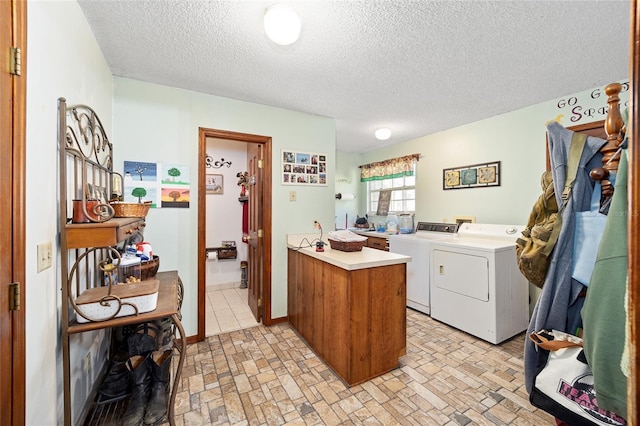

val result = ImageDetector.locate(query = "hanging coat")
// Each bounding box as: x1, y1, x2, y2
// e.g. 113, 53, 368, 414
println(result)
581, 148, 628, 416
524, 122, 606, 393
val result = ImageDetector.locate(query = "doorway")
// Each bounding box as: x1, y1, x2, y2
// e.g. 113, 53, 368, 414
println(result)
197, 128, 272, 341
202, 137, 258, 336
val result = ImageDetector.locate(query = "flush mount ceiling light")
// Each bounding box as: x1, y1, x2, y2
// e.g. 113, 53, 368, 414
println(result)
374, 128, 392, 141
264, 4, 301, 46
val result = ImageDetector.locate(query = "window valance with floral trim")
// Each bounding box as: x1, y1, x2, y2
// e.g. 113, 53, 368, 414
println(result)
359, 154, 420, 182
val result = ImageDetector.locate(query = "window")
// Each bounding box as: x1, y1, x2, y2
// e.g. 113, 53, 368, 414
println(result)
360, 153, 419, 215
368, 169, 416, 215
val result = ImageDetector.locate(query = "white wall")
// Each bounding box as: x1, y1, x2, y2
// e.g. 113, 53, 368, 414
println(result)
334, 151, 362, 229
26, 1, 114, 425
112, 78, 337, 334
205, 138, 248, 287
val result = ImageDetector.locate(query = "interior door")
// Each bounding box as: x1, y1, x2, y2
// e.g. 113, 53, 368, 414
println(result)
246, 142, 263, 321
0, 0, 26, 423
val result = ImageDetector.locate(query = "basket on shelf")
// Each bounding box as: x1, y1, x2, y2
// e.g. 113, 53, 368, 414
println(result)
140, 255, 160, 281
328, 238, 366, 252
110, 202, 152, 218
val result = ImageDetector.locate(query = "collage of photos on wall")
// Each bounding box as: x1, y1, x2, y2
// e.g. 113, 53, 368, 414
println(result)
281, 150, 327, 186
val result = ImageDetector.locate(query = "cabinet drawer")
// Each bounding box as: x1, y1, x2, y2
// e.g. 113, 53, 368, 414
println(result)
66, 218, 145, 249
367, 236, 389, 251
116, 220, 146, 243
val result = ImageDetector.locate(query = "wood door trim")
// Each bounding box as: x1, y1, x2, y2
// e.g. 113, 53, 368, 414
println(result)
4, 0, 27, 423
197, 127, 273, 341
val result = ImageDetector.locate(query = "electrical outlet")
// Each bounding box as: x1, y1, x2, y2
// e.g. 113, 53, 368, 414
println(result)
85, 352, 91, 376
289, 191, 297, 202
37, 241, 52, 272
313, 220, 321, 229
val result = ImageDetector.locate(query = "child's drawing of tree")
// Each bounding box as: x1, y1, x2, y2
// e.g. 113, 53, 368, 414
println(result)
168, 190, 181, 202
131, 187, 147, 203
167, 167, 181, 182
130, 165, 147, 181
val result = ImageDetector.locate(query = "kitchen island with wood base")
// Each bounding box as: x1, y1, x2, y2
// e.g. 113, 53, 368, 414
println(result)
287, 234, 410, 386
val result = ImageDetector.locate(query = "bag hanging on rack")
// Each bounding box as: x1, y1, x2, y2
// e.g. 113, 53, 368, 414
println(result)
529, 331, 627, 426
516, 131, 586, 288
572, 178, 613, 286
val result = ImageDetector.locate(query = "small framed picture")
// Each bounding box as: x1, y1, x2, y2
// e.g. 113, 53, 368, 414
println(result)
478, 166, 497, 184
206, 174, 223, 194
86, 183, 109, 203
460, 169, 478, 185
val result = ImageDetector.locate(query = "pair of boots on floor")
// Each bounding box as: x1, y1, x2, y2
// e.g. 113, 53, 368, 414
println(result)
123, 349, 172, 426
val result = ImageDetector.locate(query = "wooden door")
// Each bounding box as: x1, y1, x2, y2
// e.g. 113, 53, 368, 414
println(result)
246, 142, 263, 322
0, 0, 26, 424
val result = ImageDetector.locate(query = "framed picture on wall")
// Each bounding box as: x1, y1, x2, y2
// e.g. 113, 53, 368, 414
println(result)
206, 174, 223, 194
281, 149, 328, 186
443, 161, 500, 190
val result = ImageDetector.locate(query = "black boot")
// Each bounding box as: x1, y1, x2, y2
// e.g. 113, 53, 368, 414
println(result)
97, 357, 130, 402
154, 317, 174, 352
123, 354, 151, 426
127, 322, 160, 357
144, 350, 173, 425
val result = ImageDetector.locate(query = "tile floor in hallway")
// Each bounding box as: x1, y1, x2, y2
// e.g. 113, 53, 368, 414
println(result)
172, 307, 556, 426
206, 284, 260, 337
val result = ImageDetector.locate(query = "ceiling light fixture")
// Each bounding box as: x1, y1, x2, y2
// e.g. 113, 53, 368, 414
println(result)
264, 4, 301, 46
375, 128, 391, 141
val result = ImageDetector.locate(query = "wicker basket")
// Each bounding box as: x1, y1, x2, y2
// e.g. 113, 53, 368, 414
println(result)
110, 202, 151, 218
328, 238, 366, 252
140, 255, 160, 281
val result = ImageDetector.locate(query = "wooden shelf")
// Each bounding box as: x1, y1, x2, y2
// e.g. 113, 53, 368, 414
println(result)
206, 246, 237, 259
65, 218, 145, 249
67, 271, 180, 334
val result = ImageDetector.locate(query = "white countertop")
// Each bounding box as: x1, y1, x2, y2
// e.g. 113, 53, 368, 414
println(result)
287, 234, 410, 271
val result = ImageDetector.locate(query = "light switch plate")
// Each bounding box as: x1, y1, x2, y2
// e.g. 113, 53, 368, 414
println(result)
37, 241, 52, 272
289, 191, 297, 202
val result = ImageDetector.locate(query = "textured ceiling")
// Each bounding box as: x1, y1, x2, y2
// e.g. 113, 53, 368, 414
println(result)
78, 0, 631, 154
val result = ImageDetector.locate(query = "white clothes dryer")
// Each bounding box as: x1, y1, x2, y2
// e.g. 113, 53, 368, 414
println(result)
429, 223, 529, 344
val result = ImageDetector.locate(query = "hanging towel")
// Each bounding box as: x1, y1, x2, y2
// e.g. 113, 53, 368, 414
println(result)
242, 201, 249, 243
581, 148, 628, 417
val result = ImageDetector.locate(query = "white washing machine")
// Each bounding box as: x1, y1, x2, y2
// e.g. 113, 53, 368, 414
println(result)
429, 223, 529, 344
388, 222, 458, 315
